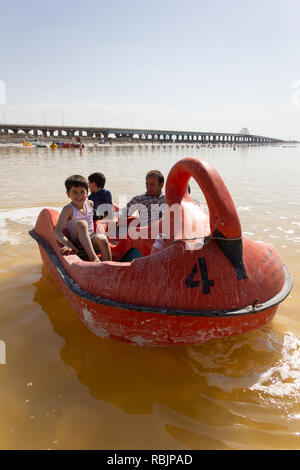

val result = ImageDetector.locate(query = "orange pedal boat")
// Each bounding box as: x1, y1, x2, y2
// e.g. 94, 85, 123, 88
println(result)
29, 157, 292, 346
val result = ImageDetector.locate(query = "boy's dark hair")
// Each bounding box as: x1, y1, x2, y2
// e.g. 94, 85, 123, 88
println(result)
88, 172, 106, 189
146, 170, 164, 185
65, 175, 88, 192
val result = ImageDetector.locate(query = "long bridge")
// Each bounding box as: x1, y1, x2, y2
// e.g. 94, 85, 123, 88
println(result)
0, 123, 283, 144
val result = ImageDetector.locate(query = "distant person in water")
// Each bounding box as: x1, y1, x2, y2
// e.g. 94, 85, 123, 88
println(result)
54, 175, 112, 262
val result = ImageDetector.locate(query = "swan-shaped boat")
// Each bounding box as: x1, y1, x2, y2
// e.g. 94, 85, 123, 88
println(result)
29, 157, 292, 346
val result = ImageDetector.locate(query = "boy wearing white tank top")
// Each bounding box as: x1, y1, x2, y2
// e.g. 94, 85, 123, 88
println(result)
54, 175, 112, 262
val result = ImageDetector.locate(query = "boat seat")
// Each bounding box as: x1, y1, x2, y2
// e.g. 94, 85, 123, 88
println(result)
119, 247, 143, 262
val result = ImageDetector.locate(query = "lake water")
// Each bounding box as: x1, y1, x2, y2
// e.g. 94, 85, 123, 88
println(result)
0, 142, 299, 450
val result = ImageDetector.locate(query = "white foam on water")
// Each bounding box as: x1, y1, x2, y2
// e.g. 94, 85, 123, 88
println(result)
199, 332, 300, 401
0, 206, 61, 245
249, 332, 300, 397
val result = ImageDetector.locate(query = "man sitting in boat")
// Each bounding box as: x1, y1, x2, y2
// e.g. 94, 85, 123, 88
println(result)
54, 175, 112, 262
116, 170, 166, 227
88, 172, 112, 220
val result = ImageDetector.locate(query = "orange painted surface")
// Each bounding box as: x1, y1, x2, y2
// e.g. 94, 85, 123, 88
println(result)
31, 158, 292, 345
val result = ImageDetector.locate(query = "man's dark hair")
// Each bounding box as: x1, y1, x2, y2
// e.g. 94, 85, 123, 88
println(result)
88, 172, 106, 189
146, 170, 164, 185
65, 175, 88, 192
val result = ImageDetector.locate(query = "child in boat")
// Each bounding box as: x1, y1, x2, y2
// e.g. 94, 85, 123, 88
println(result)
88, 172, 112, 219
54, 175, 112, 262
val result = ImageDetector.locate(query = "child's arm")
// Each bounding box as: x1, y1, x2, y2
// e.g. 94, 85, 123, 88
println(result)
54, 206, 78, 253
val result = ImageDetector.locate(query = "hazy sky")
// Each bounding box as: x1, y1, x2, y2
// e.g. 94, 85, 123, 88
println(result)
1, 0, 300, 139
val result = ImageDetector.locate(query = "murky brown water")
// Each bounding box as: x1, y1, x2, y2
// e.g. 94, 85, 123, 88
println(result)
0, 143, 299, 449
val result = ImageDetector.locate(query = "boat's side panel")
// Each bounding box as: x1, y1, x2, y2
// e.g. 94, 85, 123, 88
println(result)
33, 208, 287, 316
39, 246, 278, 346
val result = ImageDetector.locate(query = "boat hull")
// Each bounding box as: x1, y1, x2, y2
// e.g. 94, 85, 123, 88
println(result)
36, 236, 288, 346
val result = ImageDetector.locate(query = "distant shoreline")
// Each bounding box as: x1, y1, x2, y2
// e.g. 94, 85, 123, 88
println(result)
0, 134, 287, 148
